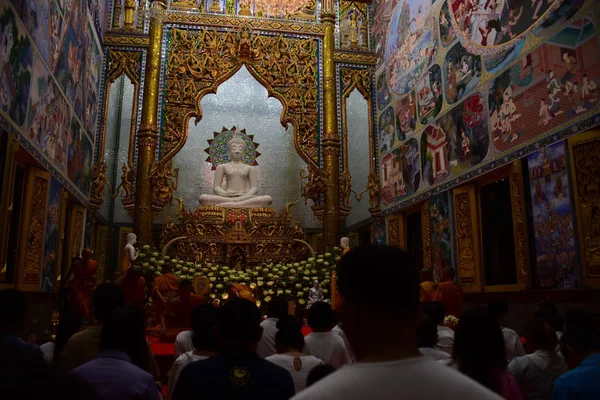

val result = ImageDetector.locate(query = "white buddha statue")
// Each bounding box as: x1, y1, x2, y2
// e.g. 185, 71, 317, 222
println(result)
199, 135, 273, 208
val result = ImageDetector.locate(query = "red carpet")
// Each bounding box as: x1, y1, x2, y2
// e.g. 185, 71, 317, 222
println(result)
148, 337, 175, 357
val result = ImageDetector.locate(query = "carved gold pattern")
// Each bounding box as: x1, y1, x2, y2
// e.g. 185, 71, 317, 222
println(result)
509, 161, 529, 287
300, 163, 332, 208
334, 51, 376, 64
89, 162, 112, 211
160, 206, 308, 266
70, 207, 85, 262
149, 160, 183, 214
172, 0, 201, 11
453, 187, 481, 292
570, 134, 600, 287
94, 226, 109, 284
367, 171, 380, 211
21, 175, 49, 285
421, 200, 432, 269
163, 27, 320, 166
340, 170, 352, 217
387, 214, 402, 247
104, 34, 150, 47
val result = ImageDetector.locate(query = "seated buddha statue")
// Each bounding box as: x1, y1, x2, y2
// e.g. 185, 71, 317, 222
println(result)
199, 134, 272, 208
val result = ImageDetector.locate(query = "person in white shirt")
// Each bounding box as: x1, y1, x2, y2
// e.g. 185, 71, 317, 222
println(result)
488, 299, 526, 362
256, 296, 288, 358
40, 311, 83, 364
266, 316, 323, 393
331, 323, 356, 363
167, 304, 219, 400
292, 245, 501, 400
173, 330, 194, 358
418, 313, 451, 361
304, 302, 352, 369
508, 318, 567, 400
425, 302, 454, 355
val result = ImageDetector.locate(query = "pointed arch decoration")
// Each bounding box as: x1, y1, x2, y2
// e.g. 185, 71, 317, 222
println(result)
162, 26, 321, 167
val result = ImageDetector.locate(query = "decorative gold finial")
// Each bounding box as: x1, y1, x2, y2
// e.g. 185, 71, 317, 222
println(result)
209, 0, 222, 12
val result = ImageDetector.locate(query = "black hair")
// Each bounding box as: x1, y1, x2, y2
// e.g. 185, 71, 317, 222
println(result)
267, 296, 288, 319
99, 306, 148, 371
191, 304, 218, 351
453, 307, 507, 395
337, 245, 418, 317
417, 314, 438, 348
306, 364, 336, 387
275, 316, 305, 351
424, 302, 446, 325
0, 289, 28, 331
487, 299, 508, 320
526, 318, 558, 351
217, 298, 261, 349
307, 302, 334, 332
93, 284, 125, 324
534, 301, 564, 333
53, 311, 83, 364
562, 309, 600, 354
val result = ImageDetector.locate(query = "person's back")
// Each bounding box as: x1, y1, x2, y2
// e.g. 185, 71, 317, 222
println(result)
292, 246, 500, 400
433, 267, 463, 317
488, 300, 526, 362
173, 298, 295, 400
71, 307, 158, 400
419, 269, 436, 303
553, 309, 600, 400
424, 302, 454, 355
304, 302, 351, 369
508, 318, 567, 400
257, 297, 288, 358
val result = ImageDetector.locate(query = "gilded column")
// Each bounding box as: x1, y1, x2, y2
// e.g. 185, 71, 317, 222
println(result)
321, 7, 341, 249
134, 0, 166, 243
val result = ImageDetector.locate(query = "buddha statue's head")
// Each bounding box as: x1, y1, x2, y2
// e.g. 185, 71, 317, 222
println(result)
126, 232, 137, 245
228, 134, 246, 162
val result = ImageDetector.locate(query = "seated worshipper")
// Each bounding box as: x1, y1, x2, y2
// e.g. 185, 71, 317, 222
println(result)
172, 298, 295, 400
304, 302, 352, 369
431, 267, 463, 318
291, 246, 501, 400
257, 296, 289, 358
0, 289, 55, 400
419, 269, 436, 303
553, 309, 600, 400
150, 262, 181, 340
305, 364, 336, 388
418, 313, 451, 361
167, 304, 219, 400
266, 316, 324, 393
71, 307, 161, 400
40, 311, 83, 364
65, 249, 98, 322
117, 264, 147, 308
425, 302, 454, 356
59, 283, 159, 379
508, 318, 567, 400
444, 307, 522, 400
488, 299, 526, 362
176, 280, 204, 329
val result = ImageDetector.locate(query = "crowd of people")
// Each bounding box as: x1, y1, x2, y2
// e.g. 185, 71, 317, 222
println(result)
1, 245, 599, 399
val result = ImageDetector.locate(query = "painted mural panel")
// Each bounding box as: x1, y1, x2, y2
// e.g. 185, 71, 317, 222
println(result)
0, 5, 33, 127
41, 176, 62, 292
10, 0, 51, 66
68, 115, 93, 196
430, 191, 454, 282
489, 17, 600, 152
375, 0, 600, 213
25, 55, 70, 171
54, 21, 85, 124
377, 73, 392, 110
88, 0, 108, 40
378, 106, 396, 154
385, 0, 438, 95
50, 0, 67, 73
527, 141, 578, 288
85, 22, 102, 138
381, 137, 420, 206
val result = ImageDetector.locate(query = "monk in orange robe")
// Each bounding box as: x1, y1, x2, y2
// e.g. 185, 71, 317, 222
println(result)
118, 264, 147, 308
66, 249, 97, 322
178, 280, 205, 329
432, 267, 463, 317
151, 263, 181, 340
419, 269, 436, 303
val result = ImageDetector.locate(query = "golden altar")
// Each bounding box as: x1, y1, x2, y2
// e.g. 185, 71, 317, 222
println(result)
160, 205, 308, 268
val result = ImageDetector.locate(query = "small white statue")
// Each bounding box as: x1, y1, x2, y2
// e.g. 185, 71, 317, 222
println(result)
199, 135, 272, 208
120, 232, 140, 274
340, 236, 351, 257
308, 280, 324, 308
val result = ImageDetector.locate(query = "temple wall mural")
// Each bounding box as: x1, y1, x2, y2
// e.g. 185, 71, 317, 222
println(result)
375, 0, 600, 215
0, 0, 105, 205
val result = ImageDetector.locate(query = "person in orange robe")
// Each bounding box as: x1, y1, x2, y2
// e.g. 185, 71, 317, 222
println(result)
178, 280, 205, 329
118, 264, 147, 308
151, 263, 181, 340
432, 267, 463, 318
66, 249, 98, 322
419, 269, 436, 303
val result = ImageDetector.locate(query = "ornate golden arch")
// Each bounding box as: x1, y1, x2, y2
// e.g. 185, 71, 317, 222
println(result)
162, 26, 321, 167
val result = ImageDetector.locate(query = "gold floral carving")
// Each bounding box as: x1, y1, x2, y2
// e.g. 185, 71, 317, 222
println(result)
107, 50, 142, 83
104, 34, 150, 47
387, 215, 401, 247
509, 161, 529, 286
163, 27, 320, 166
89, 162, 112, 211
334, 51, 376, 65
341, 67, 371, 96
70, 208, 85, 262
454, 191, 477, 288
572, 138, 600, 285
300, 163, 332, 207
367, 171, 380, 210
21, 176, 49, 284
160, 206, 308, 266
94, 226, 109, 284
149, 160, 184, 214
421, 200, 432, 269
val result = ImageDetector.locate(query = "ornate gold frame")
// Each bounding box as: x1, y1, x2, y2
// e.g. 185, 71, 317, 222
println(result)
568, 129, 600, 288
453, 185, 483, 293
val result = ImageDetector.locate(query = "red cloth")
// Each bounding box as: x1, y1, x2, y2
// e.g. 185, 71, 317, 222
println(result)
120, 270, 146, 307
432, 281, 463, 317
301, 326, 313, 336
69, 259, 98, 321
